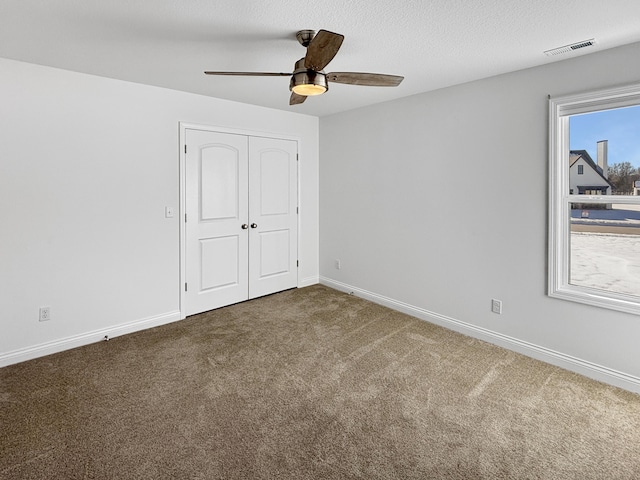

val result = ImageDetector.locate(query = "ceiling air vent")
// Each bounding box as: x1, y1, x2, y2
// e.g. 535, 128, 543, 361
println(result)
544, 38, 597, 57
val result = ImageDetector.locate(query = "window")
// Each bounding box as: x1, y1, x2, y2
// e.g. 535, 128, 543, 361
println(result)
549, 83, 640, 315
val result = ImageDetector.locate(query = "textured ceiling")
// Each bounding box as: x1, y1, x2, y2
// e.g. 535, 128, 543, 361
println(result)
2, 0, 640, 117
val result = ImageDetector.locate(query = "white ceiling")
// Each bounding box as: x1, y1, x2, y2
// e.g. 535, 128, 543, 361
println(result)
2, 1, 640, 117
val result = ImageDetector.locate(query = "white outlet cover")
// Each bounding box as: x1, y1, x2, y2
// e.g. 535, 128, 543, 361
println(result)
491, 299, 502, 314
39, 306, 51, 321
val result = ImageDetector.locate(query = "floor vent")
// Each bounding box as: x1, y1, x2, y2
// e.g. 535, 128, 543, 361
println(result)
544, 38, 597, 57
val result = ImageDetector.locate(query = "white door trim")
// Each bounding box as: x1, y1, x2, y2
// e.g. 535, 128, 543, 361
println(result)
178, 122, 301, 319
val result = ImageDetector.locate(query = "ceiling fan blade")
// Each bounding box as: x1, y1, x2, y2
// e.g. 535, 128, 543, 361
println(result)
289, 92, 307, 105
204, 71, 291, 76
327, 72, 404, 87
304, 30, 344, 71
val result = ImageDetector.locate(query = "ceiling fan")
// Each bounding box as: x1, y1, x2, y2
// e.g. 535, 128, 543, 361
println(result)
204, 29, 404, 105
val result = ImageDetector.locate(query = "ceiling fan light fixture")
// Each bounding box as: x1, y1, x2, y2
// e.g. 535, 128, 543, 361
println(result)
290, 70, 327, 96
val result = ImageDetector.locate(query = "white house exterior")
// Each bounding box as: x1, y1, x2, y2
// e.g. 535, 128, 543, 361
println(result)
569, 140, 614, 196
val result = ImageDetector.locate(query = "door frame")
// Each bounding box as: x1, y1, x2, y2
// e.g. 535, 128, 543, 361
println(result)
178, 122, 301, 319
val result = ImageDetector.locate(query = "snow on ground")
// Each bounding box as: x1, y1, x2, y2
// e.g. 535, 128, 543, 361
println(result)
570, 232, 640, 296
571, 204, 640, 226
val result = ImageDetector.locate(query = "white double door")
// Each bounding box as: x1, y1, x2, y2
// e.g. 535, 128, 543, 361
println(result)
185, 129, 298, 316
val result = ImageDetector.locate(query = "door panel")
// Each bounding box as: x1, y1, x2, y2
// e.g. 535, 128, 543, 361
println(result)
248, 137, 298, 298
259, 229, 291, 277
185, 130, 249, 315
259, 153, 291, 215
200, 147, 239, 220
200, 236, 239, 290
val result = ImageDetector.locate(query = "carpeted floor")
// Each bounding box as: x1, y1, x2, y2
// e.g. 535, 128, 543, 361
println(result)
2, 285, 640, 479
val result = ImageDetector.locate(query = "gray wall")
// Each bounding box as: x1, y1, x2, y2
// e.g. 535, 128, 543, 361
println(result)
319, 42, 640, 391
0, 58, 319, 364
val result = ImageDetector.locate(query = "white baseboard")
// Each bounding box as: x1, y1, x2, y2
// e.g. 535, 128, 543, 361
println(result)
0, 310, 182, 368
320, 277, 640, 394
299, 275, 320, 288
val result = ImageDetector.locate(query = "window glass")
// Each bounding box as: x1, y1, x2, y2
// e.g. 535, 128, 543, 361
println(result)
569, 203, 640, 297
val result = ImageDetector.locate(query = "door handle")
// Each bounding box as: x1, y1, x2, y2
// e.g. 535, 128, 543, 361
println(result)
241, 224, 248, 229
250, 223, 258, 229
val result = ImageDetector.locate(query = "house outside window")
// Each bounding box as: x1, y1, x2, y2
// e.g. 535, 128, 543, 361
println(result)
549, 83, 640, 315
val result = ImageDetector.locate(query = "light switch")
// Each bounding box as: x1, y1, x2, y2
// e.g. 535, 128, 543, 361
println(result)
165, 207, 174, 218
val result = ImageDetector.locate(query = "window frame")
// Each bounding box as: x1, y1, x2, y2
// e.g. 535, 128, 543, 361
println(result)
549, 83, 640, 316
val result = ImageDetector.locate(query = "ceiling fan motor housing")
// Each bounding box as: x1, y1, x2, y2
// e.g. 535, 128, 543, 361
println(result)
290, 58, 328, 96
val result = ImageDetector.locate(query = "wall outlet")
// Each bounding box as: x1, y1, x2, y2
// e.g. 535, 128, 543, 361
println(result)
39, 306, 51, 322
491, 299, 503, 314
335, 259, 341, 270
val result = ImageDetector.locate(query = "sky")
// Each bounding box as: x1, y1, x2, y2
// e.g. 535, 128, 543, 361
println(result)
570, 105, 640, 169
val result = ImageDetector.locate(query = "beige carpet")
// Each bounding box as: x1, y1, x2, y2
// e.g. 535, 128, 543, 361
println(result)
2, 285, 640, 479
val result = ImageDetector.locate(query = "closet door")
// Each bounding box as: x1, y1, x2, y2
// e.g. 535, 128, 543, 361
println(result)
184, 129, 298, 315
248, 137, 298, 299
185, 130, 249, 315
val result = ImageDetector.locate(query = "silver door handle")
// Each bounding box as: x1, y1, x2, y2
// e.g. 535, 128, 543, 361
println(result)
250, 223, 258, 228
241, 224, 248, 229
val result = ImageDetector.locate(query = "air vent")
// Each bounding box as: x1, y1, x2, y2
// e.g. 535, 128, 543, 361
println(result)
544, 38, 597, 57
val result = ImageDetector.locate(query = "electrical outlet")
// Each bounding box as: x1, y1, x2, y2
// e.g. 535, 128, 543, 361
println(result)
335, 259, 341, 270
39, 306, 51, 322
491, 299, 503, 315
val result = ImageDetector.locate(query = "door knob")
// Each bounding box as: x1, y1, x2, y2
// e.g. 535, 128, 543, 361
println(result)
241, 224, 248, 229
250, 223, 258, 228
